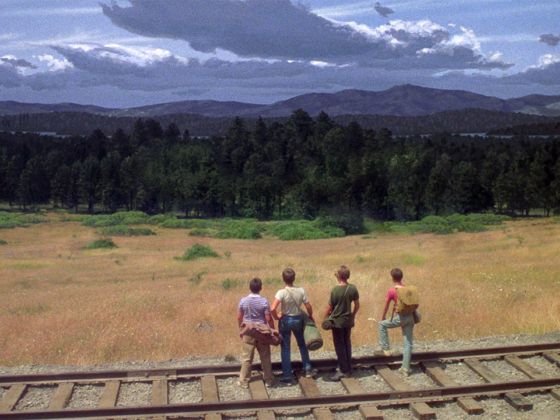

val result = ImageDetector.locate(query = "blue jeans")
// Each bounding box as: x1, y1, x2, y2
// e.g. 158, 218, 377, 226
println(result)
378, 313, 414, 370
279, 315, 312, 379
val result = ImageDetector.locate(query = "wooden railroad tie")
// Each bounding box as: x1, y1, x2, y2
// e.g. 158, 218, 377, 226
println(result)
0, 383, 26, 412
99, 380, 120, 409
464, 359, 532, 410
375, 365, 436, 419
422, 361, 484, 415
298, 376, 334, 420
49, 382, 74, 410
340, 377, 383, 420
504, 355, 560, 401
201, 375, 222, 420
248, 375, 275, 420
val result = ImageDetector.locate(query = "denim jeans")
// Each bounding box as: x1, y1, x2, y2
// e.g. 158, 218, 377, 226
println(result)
378, 313, 414, 370
279, 315, 312, 379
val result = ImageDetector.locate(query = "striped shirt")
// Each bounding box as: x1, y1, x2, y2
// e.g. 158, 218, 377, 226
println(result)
238, 294, 270, 324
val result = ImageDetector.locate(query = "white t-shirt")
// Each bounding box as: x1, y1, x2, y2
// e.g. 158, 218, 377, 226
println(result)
275, 286, 308, 316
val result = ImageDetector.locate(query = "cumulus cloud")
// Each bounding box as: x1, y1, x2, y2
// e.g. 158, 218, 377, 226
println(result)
507, 54, 560, 85
1, 55, 37, 69
37, 55, 73, 72
539, 33, 560, 47
374, 2, 394, 18
100, 0, 508, 70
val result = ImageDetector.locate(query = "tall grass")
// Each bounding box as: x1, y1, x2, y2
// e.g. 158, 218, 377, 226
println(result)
99, 225, 156, 237
85, 239, 117, 249
0, 215, 559, 365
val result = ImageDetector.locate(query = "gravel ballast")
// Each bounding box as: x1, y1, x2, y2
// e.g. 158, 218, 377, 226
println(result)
0, 331, 559, 418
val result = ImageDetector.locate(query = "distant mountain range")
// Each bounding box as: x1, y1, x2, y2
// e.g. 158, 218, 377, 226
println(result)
2, 84, 560, 118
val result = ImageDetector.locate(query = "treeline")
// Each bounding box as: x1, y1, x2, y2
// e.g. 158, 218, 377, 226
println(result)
1, 110, 560, 220
1, 108, 555, 138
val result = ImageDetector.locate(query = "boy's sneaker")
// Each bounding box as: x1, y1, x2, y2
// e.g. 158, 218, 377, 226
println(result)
237, 380, 249, 389
279, 377, 296, 385
398, 367, 411, 376
325, 371, 349, 382
303, 368, 317, 378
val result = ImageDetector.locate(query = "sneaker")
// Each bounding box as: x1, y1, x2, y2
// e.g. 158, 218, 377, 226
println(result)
237, 380, 249, 389
383, 349, 393, 357
325, 371, 349, 382
279, 377, 296, 385
303, 368, 317, 378
265, 380, 277, 388
398, 367, 411, 376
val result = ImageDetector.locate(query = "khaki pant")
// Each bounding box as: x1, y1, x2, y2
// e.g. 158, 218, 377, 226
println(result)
239, 334, 273, 385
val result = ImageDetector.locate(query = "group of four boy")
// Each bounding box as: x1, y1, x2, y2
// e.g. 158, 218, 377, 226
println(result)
236, 266, 414, 387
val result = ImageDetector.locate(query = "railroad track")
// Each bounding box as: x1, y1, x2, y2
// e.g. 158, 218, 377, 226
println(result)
1, 342, 559, 419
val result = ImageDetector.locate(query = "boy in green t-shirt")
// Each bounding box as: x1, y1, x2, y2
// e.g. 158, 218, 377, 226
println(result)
323, 265, 360, 381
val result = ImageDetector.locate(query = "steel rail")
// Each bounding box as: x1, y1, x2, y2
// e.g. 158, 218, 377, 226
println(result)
2, 376, 559, 419
1, 342, 558, 385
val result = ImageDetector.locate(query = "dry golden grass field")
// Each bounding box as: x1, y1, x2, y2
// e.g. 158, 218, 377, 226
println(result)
1, 215, 559, 366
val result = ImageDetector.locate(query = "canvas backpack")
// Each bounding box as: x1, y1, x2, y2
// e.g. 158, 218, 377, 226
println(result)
396, 285, 419, 315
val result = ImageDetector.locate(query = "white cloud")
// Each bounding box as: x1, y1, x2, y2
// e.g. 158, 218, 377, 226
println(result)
37, 54, 73, 72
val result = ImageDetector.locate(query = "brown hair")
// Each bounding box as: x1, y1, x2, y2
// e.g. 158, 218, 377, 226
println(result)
282, 268, 296, 285
249, 278, 262, 293
390, 268, 403, 281
337, 265, 350, 281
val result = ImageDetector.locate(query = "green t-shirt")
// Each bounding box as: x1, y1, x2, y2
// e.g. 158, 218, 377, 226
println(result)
328, 283, 359, 328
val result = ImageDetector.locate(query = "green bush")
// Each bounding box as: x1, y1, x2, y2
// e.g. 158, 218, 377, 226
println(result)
189, 228, 216, 237
82, 211, 150, 227
221, 278, 242, 290
86, 238, 117, 249
216, 221, 262, 239
0, 211, 45, 229
0, 239, 7, 245
265, 220, 344, 240
99, 225, 156, 236
176, 244, 220, 261
317, 210, 365, 235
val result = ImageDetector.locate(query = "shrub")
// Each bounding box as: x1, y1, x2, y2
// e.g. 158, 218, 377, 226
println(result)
189, 228, 216, 237
99, 225, 156, 236
0, 211, 45, 229
221, 278, 242, 290
317, 210, 365, 235
0, 239, 7, 245
82, 211, 150, 227
266, 220, 344, 240
176, 244, 220, 261
216, 221, 262, 239
86, 239, 117, 249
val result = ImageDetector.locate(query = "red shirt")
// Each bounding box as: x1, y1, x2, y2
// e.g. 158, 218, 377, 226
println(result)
386, 284, 404, 314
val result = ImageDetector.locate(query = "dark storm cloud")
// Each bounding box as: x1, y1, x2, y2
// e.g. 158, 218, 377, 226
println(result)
539, 33, 560, 47
1, 56, 37, 69
374, 2, 394, 18
100, 0, 507, 70
101, 0, 380, 61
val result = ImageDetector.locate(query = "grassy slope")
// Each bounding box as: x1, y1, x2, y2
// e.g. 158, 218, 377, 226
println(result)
0, 215, 559, 365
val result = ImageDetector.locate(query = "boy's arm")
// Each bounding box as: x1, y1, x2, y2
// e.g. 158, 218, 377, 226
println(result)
265, 311, 275, 329
352, 299, 360, 317
270, 298, 281, 320
304, 302, 314, 321
323, 303, 333, 320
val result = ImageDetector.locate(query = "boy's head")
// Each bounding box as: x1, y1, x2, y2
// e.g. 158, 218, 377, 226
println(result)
249, 277, 262, 293
390, 268, 403, 282
282, 268, 296, 285
336, 265, 350, 281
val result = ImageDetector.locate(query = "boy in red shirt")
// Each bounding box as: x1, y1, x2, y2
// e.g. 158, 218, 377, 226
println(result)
378, 268, 414, 375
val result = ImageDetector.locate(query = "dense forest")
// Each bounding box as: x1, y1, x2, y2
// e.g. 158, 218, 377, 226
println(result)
1, 108, 555, 137
1, 110, 560, 220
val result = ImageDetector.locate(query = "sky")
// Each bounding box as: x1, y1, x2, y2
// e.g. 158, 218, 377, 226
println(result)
0, 0, 559, 107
